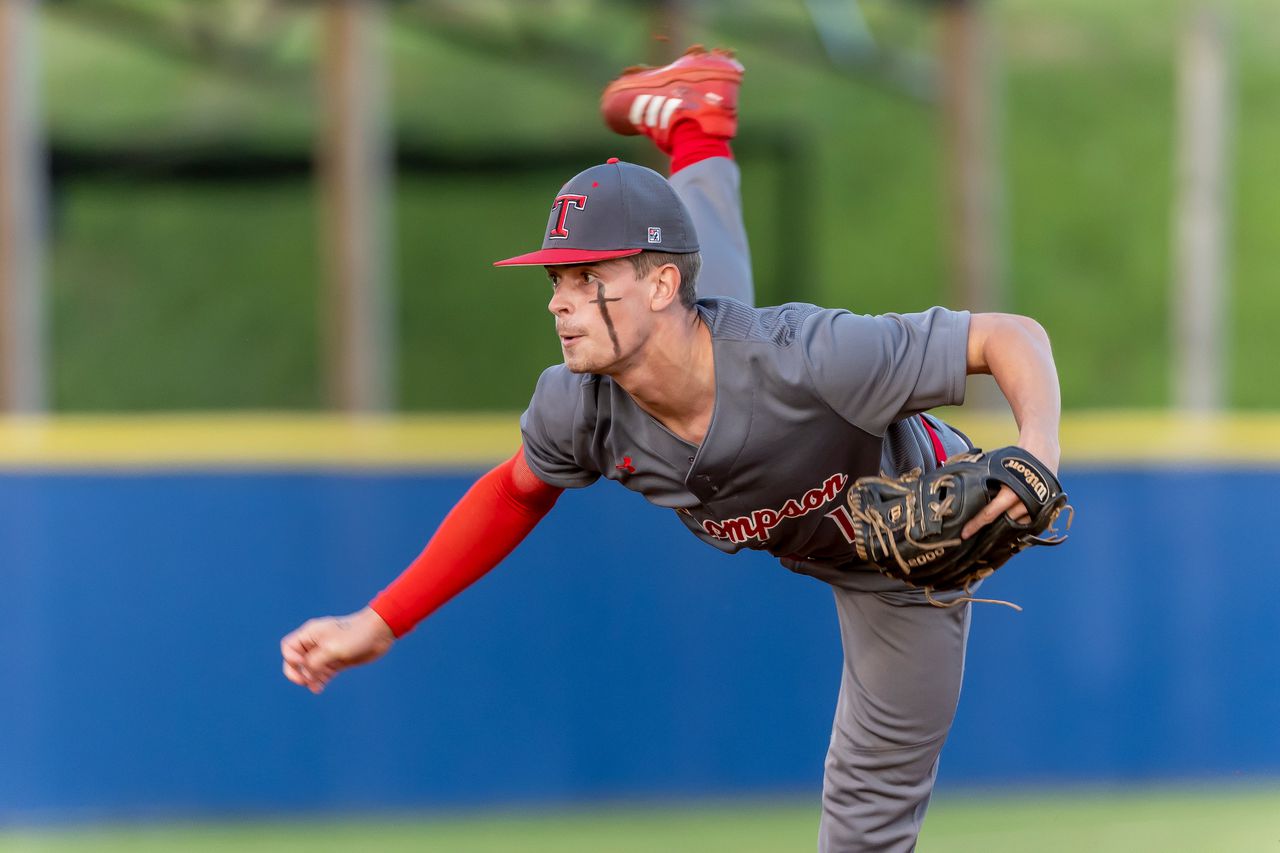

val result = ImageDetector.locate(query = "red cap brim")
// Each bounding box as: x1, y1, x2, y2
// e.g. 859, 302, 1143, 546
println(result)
493, 247, 644, 267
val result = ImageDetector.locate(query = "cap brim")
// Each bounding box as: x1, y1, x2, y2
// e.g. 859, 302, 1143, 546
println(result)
493, 247, 644, 267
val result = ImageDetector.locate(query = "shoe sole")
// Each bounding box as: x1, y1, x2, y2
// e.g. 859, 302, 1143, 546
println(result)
603, 65, 743, 96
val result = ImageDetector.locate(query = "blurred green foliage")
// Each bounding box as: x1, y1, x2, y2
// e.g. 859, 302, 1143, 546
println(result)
37, 0, 1280, 410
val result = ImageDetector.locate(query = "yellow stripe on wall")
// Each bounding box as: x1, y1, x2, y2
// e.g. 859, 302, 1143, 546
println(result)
932, 410, 1280, 466
0, 411, 1276, 468
0, 414, 521, 469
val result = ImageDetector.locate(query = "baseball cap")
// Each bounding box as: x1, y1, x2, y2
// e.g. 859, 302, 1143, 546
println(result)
493, 158, 699, 267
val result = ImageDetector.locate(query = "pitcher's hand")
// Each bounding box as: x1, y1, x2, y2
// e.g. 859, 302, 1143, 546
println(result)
960, 434, 1060, 540
281, 607, 395, 694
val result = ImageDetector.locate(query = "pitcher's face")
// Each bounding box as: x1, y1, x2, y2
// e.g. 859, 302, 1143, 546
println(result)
546, 259, 660, 375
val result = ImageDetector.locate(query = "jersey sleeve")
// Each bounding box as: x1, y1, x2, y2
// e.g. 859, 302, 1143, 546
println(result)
800, 307, 970, 437
519, 364, 601, 489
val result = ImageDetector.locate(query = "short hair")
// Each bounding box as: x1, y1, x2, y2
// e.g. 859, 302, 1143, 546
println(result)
627, 251, 701, 309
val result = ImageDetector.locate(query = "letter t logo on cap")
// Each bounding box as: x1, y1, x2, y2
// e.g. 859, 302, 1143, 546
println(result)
548, 194, 587, 239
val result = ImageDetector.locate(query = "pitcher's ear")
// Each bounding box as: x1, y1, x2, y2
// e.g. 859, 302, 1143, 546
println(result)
649, 263, 681, 311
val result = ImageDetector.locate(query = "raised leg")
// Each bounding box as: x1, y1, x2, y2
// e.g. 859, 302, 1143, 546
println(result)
599, 46, 755, 305
670, 158, 755, 305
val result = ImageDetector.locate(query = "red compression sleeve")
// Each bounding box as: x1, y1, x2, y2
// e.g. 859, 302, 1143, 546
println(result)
369, 447, 563, 637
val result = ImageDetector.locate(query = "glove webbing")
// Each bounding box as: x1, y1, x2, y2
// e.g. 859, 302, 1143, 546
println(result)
847, 459, 1023, 611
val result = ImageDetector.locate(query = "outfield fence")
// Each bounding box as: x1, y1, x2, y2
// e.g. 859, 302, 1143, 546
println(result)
1, 412, 1276, 821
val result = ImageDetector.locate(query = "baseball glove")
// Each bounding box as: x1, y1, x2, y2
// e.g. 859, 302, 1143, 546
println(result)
845, 446, 1071, 608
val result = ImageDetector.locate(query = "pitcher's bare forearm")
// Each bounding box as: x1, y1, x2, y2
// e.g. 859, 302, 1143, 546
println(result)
966, 313, 1061, 465
963, 313, 1062, 537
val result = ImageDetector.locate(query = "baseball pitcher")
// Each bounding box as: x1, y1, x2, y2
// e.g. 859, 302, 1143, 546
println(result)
282, 47, 1066, 852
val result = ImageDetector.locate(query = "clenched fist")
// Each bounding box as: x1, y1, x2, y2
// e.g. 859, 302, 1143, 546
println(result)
280, 607, 396, 694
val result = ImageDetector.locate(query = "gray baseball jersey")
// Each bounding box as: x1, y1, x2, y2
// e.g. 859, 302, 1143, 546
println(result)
520, 297, 971, 575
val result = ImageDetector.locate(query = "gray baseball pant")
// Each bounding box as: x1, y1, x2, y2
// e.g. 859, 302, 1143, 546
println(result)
672, 157, 972, 852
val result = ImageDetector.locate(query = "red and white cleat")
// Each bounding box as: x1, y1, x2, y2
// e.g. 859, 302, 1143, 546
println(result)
600, 45, 744, 152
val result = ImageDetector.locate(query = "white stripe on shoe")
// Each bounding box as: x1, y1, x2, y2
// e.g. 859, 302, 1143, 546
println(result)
629, 94, 653, 129
658, 97, 683, 129
644, 95, 667, 128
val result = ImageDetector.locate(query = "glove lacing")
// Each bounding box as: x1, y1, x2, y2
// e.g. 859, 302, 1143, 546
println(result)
847, 467, 1022, 611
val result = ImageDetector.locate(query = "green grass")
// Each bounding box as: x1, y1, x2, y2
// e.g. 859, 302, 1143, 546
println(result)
3, 786, 1279, 852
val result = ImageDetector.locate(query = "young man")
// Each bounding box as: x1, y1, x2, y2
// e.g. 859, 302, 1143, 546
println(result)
281, 47, 1061, 852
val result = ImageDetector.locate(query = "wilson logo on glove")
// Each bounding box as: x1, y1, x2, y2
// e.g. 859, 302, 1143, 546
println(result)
1002, 458, 1049, 501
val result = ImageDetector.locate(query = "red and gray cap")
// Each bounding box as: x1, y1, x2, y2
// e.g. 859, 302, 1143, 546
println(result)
493, 158, 699, 267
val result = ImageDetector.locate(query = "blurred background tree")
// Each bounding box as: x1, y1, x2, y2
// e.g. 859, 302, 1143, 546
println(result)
19, 0, 1280, 411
